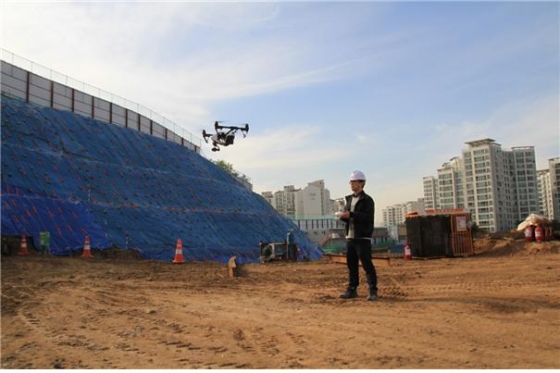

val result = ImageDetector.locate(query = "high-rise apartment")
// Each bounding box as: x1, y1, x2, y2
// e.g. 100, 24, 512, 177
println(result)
536, 158, 560, 221
510, 146, 539, 219
549, 157, 560, 219
423, 176, 439, 210
537, 169, 553, 219
295, 180, 332, 219
270, 185, 299, 219
437, 157, 464, 209
382, 199, 425, 226
462, 139, 502, 231
383, 204, 406, 226
464, 139, 538, 231
262, 181, 340, 243
423, 138, 539, 232
263, 180, 332, 219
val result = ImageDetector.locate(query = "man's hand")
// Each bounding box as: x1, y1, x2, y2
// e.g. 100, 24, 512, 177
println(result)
339, 211, 350, 219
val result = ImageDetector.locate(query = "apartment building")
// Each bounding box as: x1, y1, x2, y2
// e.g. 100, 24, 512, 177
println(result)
269, 185, 299, 219
262, 180, 345, 243
537, 169, 553, 219
422, 138, 540, 232
464, 140, 539, 231
422, 176, 439, 210
263, 180, 332, 219
549, 157, 560, 219
295, 180, 332, 219
382, 199, 425, 240
437, 157, 464, 210
532, 157, 560, 221
383, 204, 406, 227
382, 199, 425, 226
261, 191, 274, 206
510, 146, 539, 219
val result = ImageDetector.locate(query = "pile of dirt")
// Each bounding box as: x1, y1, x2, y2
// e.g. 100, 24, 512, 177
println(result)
474, 235, 560, 257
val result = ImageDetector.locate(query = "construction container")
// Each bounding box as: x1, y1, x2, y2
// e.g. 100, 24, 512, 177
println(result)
405, 210, 474, 258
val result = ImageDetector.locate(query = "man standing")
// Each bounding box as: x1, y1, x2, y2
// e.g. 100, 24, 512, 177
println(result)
337, 170, 378, 301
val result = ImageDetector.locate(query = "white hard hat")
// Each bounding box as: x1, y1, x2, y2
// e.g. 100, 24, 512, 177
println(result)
349, 170, 366, 181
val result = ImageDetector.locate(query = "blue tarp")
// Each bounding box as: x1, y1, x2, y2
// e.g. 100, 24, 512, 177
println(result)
1, 187, 110, 255
1, 95, 323, 263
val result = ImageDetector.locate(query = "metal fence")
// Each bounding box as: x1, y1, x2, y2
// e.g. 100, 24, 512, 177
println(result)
1, 48, 202, 150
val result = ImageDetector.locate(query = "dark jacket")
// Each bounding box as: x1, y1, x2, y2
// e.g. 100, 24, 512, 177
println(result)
342, 191, 375, 239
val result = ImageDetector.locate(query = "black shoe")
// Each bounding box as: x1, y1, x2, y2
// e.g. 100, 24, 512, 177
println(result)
367, 289, 378, 301
339, 288, 358, 299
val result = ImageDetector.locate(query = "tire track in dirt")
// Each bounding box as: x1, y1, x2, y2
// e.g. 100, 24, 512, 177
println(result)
4, 285, 93, 368
3, 252, 560, 368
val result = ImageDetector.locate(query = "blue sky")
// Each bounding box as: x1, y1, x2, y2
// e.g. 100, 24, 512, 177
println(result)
3, 1, 559, 221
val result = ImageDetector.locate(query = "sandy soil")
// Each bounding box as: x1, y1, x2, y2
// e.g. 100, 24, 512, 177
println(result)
1, 237, 559, 369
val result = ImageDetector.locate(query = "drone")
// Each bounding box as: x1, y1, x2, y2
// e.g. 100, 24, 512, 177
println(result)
202, 121, 249, 152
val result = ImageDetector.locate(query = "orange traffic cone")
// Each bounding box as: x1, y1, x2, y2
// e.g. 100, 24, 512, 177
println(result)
19, 236, 29, 256
82, 235, 92, 258
172, 239, 184, 264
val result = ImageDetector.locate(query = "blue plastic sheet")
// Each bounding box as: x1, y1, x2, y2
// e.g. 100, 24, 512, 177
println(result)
1, 95, 323, 263
1, 188, 110, 255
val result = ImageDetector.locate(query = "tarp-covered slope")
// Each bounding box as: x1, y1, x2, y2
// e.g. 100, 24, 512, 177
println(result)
1, 95, 323, 263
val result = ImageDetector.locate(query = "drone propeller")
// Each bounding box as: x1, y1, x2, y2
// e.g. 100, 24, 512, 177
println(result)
202, 129, 211, 143
214, 121, 249, 130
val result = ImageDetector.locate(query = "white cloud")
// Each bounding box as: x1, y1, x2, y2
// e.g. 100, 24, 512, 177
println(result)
488, 94, 559, 168
2, 2, 394, 133
410, 93, 559, 170
2, 1, 557, 221
355, 134, 370, 144
208, 124, 356, 170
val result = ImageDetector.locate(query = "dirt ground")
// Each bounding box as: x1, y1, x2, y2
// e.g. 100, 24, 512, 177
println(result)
1, 236, 559, 369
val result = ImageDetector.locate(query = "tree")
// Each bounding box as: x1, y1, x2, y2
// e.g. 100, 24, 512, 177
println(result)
213, 160, 250, 184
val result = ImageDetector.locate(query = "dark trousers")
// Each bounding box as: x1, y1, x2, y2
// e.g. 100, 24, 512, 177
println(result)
346, 239, 377, 290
